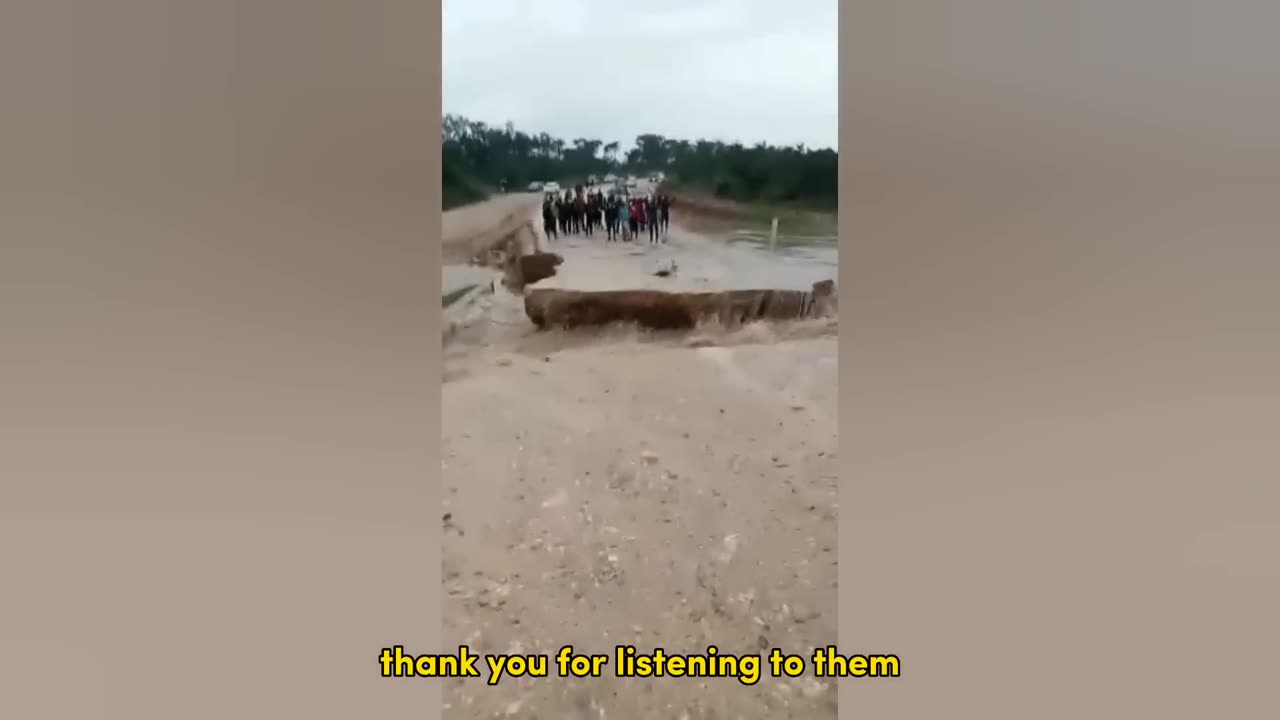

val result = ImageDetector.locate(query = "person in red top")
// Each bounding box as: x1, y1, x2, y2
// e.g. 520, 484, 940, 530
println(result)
628, 199, 641, 240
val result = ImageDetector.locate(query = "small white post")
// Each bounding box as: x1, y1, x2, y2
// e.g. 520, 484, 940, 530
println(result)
769, 217, 779, 254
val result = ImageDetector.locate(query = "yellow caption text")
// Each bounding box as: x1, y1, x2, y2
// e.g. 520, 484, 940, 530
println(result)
378, 645, 900, 686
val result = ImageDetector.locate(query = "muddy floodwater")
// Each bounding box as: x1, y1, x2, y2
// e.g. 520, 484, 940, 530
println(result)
440, 199, 838, 719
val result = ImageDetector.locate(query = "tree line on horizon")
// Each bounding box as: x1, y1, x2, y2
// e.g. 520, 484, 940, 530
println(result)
442, 113, 836, 211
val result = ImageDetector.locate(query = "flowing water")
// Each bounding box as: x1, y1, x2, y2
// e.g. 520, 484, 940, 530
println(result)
443, 211, 838, 381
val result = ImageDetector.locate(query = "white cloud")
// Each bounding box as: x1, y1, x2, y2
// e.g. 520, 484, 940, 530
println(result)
442, 0, 837, 150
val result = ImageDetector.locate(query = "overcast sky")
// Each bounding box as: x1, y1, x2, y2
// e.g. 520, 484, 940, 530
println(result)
443, 0, 838, 151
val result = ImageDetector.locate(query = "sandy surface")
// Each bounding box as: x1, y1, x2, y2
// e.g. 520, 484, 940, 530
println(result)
536, 225, 837, 293
442, 192, 541, 248
440, 198, 838, 719
442, 192, 542, 264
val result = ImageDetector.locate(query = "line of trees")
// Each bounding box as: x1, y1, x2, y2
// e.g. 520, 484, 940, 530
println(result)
442, 114, 836, 210
442, 149, 489, 209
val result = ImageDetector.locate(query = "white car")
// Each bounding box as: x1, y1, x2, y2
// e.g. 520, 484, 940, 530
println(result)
543, 182, 561, 194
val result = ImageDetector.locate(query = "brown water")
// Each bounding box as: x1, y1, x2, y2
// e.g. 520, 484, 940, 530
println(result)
443, 209, 840, 373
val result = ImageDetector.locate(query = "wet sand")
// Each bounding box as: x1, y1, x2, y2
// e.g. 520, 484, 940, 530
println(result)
440, 198, 839, 718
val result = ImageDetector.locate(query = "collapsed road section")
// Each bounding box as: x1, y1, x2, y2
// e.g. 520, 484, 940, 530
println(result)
523, 279, 837, 331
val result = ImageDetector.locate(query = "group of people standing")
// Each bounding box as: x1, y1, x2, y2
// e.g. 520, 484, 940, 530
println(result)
542, 185, 673, 245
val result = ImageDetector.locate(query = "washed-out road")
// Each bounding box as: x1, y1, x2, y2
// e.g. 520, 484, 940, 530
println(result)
440, 193, 838, 719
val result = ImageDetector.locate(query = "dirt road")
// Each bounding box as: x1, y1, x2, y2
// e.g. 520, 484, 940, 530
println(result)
442, 192, 542, 264
441, 200, 838, 719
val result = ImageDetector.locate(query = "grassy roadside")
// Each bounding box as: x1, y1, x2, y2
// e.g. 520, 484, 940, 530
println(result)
662, 186, 837, 243
443, 158, 491, 210
732, 204, 837, 239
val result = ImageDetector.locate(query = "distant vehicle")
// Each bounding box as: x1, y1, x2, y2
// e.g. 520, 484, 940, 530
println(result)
586, 174, 599, 185
527, 181, 543, 192
543, 181, 561, 194
625, 176, 638, 189
603, 173, 617, 183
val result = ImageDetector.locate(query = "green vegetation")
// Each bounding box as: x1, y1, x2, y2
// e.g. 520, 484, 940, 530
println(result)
442, 151, 490, 210
681, 191, 838, 238
729, 227, 838, 250
442, 114, 837, 211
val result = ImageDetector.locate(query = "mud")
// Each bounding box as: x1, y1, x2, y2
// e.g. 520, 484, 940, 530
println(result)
440, 197, 839, 719
442, 193, 543, 265
524, 281, 836, 332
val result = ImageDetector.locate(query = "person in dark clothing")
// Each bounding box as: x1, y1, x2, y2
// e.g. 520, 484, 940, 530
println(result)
584, 193, 593, 234
542, 199, 557, 241
557, 197, 570, 236
659, 194, 671, 233
604, 195, 618, 242
646, 196, 661, 243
